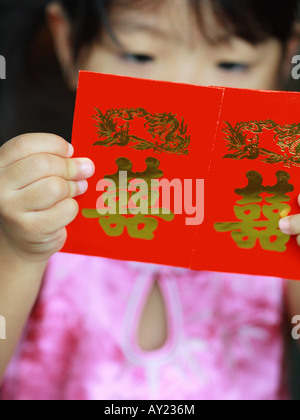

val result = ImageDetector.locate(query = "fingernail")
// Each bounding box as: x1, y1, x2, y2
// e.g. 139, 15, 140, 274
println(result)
77, 180, 88, 196
79, 159, 95, 178
279, 217, 291, 234
68, 143, 74, 157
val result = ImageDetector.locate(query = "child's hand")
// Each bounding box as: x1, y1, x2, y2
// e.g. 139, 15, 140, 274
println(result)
0, 134, 95, 262
280, 208, 300, 247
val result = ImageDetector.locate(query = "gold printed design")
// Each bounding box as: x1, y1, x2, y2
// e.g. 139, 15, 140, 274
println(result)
104, 157, 163, 189
223, 120, 300, 167
214, 171, 293, 252
92, 108, 191, 155
82, 211, 174, 240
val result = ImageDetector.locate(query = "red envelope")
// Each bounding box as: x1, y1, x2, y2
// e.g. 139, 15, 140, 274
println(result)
62, 71, 300, 280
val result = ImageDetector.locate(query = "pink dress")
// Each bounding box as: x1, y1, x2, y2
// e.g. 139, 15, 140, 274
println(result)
1, 253, 286, 400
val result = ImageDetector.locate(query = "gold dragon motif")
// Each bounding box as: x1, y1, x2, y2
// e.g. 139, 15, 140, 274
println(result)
223, 120, 300, 167
92, 108, 191, 155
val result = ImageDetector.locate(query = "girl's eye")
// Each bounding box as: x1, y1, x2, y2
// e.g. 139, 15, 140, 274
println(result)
217, 62, 249, 73
121, 53, 155, 64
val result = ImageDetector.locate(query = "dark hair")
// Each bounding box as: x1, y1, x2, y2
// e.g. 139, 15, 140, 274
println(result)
59, 0, 300, 60
0, 0, 75, 144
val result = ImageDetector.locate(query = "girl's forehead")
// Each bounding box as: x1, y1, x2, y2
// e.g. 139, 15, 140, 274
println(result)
108, 0, 229, 45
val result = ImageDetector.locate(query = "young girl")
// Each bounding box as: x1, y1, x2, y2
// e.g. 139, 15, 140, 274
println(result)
1, 0, 300, 400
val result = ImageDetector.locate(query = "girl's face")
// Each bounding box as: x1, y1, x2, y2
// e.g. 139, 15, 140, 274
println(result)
49, 0, 295, 91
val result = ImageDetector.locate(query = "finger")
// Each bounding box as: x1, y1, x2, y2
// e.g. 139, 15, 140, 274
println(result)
3, 154, 95, 190
26, 197, 79, 235
279, 215, 300, 236
15, 177, 88, 212
0, 134, 74, 167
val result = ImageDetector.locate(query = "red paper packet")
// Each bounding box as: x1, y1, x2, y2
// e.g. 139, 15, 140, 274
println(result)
62, 71, 300, 280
